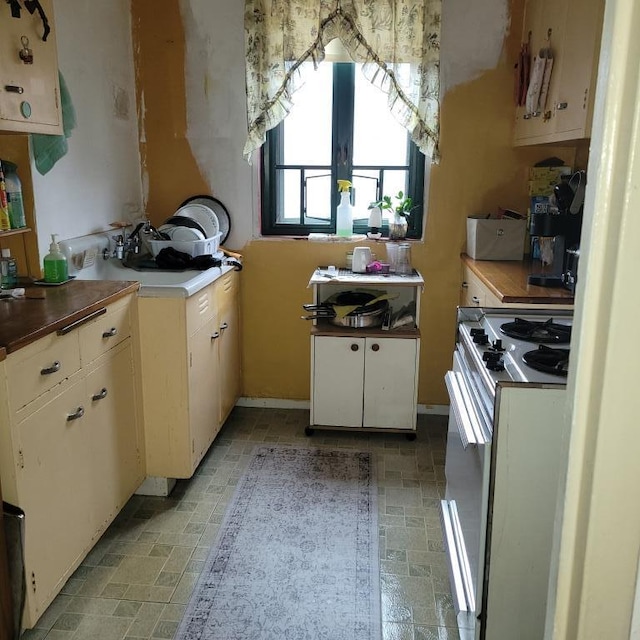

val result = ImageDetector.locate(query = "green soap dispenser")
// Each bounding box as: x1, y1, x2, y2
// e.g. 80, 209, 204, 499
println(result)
43, 234, 68, 283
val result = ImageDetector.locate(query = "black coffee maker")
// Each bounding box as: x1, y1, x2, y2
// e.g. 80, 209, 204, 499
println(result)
528, 171, 585, 289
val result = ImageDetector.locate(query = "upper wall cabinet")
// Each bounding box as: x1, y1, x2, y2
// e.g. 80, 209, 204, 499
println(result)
513, 0, 604, 146
0, 0, 62, 135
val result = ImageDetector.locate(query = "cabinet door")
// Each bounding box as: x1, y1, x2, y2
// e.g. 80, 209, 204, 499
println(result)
552, 0, 604, 139
85, 342, 142, 531
17, 379, 91, 623
0, 0, 61, 134
312, 336, 365, 428
362, 338, 418, 430
216, 271, 241, 423
189, 317, 221, 471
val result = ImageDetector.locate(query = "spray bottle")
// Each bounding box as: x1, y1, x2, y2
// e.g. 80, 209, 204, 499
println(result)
336, 180, 354, 238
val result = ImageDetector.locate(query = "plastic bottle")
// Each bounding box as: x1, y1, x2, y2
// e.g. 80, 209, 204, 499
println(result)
0, 163, 10, 231
2, 160, 26, 229
43, 234, 68, 283
0, 248, 18, 289
336, 180, 354, 237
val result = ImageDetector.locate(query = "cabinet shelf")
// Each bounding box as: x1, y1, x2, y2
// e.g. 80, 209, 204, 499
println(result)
0, 227, 32, 239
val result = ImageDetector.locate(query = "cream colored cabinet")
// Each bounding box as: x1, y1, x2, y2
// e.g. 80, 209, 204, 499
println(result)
138, 269, 241, 480
0, 294, 144, 629
307, 269, 423, 436
312, 336, 419, 430
0, 0, 62, 134
514, 0, 604, 146
217, 271, 241, 423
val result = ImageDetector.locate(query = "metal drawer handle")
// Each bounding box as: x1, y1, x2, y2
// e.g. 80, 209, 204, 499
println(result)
220, 322, 228, 332
461, 281, 469, 289
92, 388, 108, 401
40, 361, 61, 375
556, 102, 568, 110
211, 331, 220, 341
67, 406, 85, 421
57, 307, 107, 335
102, 327, 117, 338
471, 296, 481, 305
5, 85, 24, 94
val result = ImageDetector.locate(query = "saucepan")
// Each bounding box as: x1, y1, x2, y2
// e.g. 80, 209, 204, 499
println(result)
301, 290, 390, 328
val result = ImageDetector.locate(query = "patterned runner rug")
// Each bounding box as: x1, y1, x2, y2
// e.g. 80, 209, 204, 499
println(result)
176, 445, 380, 640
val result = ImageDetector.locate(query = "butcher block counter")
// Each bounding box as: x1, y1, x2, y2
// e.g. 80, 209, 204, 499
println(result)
0, 279, 139, 354
461, 254, 574, 308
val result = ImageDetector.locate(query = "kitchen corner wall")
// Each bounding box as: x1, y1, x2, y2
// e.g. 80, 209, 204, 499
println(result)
132, 0, 576, 406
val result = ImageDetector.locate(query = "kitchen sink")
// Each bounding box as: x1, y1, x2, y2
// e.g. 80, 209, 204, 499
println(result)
59, 232, 233, 298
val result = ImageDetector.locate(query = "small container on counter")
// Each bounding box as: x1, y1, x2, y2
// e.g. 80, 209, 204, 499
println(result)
0, 248, 18, 289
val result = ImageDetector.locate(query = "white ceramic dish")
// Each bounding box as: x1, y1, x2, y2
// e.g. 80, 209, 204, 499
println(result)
158, 224, 205, 241
173, 203, 219, 239
148, 232, 222, 258
179, 196, 231, 244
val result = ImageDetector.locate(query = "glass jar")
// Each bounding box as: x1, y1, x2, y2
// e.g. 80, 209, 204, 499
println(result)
396, 243, 412, 275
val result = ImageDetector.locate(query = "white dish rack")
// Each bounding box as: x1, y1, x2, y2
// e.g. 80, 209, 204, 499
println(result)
148, 232, 221, 258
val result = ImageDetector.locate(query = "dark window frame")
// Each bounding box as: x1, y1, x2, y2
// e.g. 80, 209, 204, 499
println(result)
261, 63, 425, 238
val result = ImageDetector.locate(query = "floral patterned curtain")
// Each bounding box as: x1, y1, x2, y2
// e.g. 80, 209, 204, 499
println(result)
243, 0, 441, 162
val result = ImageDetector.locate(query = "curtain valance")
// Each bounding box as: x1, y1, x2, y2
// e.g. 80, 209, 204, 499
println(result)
244, 0, 441, 162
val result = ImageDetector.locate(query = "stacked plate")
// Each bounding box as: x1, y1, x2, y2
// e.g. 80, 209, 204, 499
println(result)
159, 196, 230, 244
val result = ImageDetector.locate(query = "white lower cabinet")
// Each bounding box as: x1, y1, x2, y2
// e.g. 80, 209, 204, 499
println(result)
311, 335, 419, 430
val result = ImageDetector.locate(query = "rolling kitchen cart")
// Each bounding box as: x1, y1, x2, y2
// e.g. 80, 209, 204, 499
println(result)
305, 267, 424, 437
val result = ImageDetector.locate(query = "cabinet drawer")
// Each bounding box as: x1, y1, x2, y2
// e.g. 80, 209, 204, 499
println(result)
461, 267, 486, 307
186, 283, 216, 334
79, 297, 132, 365
6, 332, 81, 412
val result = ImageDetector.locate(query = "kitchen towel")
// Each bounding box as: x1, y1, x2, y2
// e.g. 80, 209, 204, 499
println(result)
31, 71, 77, 175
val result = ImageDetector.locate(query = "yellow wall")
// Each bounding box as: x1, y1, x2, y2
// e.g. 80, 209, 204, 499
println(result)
132, 0, 580, 406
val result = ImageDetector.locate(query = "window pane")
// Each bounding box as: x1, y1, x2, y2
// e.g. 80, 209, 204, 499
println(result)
353, 68, 408, 166
278, 169, 301, 223
283, 63, 333, 165
380, 170, 410, 224
305, 171, 331, 224
352, 171, 379, 220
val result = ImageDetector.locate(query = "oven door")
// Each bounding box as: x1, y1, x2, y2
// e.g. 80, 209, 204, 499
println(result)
441, 350, 491, 636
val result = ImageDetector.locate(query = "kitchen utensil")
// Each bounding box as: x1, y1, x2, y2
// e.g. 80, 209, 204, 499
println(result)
352, 246, 372, 273
179, 195, 231, 244
173, 203, 219, 238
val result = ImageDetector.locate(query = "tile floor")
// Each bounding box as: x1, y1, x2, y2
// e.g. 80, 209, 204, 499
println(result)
22, 407, 459, 640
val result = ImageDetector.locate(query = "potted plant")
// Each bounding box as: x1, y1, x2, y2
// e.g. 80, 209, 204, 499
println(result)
369, 191, 418, 240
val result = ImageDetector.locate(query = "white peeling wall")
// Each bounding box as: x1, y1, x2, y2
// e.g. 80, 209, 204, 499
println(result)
179, 0, 255, 248
31, 0, 143, 257
179, 0, 511, 247
440, 0, 511, 94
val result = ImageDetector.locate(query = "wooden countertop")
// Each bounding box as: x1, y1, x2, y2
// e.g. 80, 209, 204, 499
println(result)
461, 254, 574, 305
0, 279, 139, 354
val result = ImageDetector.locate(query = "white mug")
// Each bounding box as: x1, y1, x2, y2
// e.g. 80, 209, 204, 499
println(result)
352, 246, 372, 273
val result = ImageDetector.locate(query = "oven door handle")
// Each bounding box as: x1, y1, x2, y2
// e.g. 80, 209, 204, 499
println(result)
445, 370, 479, 449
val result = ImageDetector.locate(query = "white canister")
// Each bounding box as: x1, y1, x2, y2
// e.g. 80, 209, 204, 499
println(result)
352, 246, 372, 273
386, 242, 399, 272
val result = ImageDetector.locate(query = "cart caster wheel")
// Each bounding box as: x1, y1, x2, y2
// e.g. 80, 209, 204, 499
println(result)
305, 427, 315, 437
405, 432, 417, 441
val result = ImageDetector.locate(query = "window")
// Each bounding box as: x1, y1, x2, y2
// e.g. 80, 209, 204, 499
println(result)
261, 62, 426, 238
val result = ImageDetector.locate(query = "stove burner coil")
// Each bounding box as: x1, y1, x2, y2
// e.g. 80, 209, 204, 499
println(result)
500, 318, 572, 344
522, 345, 570, 377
